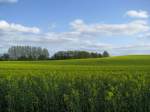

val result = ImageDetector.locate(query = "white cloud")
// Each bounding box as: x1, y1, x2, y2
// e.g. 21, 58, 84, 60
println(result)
0, 18, 150, 55
126, 10, 149, 19
0, 20, 40, 34
70, 19, 150, 36
0, 0, 18, 3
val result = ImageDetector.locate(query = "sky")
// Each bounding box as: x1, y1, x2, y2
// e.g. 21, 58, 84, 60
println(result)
0, 0, 150, 55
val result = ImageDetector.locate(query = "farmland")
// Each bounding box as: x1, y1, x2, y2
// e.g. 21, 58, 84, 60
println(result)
0, 55, 150, 112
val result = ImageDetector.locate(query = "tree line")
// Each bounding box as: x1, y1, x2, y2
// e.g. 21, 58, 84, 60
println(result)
0, 46, 110, 60
51, 50, 109, 60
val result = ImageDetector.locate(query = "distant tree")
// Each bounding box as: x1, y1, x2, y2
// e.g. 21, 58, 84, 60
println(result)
90, 52, 102, 58
103, 51, 110, 57
42, 48, 49, 59
4, 46, 110, 61
1, 53, 10, 60
8, 46, 49, 60
98, 53, 102, 58
38, 55, 46, 60
18, 56, 27, 61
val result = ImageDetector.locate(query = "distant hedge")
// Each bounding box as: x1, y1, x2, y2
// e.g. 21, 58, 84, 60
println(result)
51, 50, 109, 60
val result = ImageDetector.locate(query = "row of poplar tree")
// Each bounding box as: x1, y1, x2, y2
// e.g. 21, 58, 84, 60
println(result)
1, 46, 49, 60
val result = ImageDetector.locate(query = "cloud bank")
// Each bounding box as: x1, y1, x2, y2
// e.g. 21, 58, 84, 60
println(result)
0, 10, 150, 55
71, 19, 149, 36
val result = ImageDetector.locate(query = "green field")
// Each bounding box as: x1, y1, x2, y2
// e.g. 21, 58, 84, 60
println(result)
0, 55, 150, 112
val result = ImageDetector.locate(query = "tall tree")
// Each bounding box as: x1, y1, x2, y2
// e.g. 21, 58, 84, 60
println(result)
8, 46, 49, 60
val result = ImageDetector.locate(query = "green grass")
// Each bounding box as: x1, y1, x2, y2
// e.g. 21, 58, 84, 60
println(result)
0, 55, 150, 112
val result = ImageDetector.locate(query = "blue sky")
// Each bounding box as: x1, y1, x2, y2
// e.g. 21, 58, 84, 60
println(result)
0, 0, 150, 55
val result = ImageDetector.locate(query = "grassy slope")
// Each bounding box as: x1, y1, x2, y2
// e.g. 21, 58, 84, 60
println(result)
1, 55, 150, 65
0, 55, 150, 74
